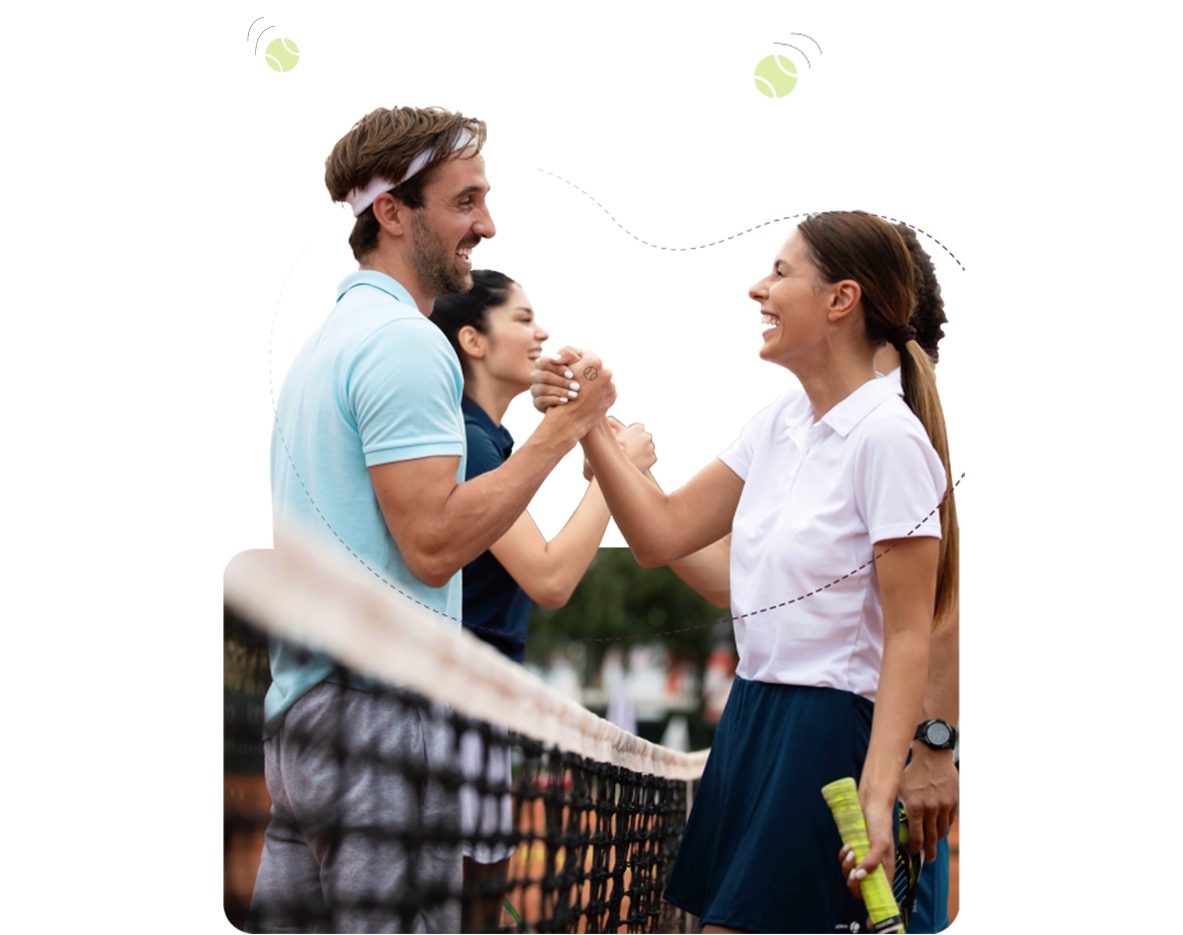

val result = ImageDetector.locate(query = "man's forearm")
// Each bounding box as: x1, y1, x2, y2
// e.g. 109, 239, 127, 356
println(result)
921, 600, 959, 725
414, 420, 579, 584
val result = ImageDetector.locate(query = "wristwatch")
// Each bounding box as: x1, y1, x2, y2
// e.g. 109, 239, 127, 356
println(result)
914, 719, 957, 750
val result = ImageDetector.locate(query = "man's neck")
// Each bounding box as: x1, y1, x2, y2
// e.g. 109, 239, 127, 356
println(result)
359, 254, 433, 316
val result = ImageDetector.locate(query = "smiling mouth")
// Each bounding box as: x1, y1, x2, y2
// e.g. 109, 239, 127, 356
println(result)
761, 313, 780, 328
456, 238, 482, 264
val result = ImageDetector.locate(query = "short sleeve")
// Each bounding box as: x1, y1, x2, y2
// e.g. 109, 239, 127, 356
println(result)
854, 410, 948, 543
345, 319, 465, 467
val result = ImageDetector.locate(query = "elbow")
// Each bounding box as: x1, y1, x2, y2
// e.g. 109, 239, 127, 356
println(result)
533, 592, 568, 611
526, 574, 575, 611
404, 550, 457, 591
631, 546, 667, 569
411, 566, 454, 591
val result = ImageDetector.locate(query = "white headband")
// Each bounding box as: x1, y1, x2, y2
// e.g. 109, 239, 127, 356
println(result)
343, 129, 474, 217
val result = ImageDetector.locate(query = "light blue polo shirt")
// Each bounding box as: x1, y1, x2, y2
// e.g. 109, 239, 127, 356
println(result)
264, 270, 467, 737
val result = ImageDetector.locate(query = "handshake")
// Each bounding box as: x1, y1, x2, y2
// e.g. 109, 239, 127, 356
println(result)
531, 345, 656, 479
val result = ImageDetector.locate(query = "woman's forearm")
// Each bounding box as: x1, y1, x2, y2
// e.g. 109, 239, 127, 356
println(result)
583, 420, 742, 567
581, 419, 677, 564
667, 536, 732, 608
861, 627, 929, 809
531, 479, 612, 607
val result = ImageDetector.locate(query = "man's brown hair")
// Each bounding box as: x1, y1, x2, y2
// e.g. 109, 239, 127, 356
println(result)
325, 106, 488, 261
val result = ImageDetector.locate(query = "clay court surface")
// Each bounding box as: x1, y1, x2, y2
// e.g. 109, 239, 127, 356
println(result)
224, 772, 959, 930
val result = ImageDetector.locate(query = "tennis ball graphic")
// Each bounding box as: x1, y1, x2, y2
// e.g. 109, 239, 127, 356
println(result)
265, 38, 300, 73
753, 54, 797, 98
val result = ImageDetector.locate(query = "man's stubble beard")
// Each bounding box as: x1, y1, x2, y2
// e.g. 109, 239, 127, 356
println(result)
408, 209, 473, 297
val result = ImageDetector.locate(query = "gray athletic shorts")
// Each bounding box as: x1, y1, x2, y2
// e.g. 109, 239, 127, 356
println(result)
248, 681, 462, 933
458, 727, 514, 865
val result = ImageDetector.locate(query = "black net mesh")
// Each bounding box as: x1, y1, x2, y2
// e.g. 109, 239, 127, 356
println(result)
225, 605, 696, 934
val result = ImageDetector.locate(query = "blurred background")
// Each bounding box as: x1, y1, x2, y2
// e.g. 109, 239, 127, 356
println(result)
522, 548, 738, 752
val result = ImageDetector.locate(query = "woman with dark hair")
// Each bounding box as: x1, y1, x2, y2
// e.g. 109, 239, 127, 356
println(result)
431, 269, 655, 932
431, 270, 657, 648
862, 223, 959, 933
531, 212, 958, 933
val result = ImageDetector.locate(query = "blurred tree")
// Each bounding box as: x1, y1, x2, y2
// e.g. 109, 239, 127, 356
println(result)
525, 547, 734, 680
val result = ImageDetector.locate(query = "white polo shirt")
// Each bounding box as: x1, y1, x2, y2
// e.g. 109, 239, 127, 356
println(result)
720, 376, 945, 702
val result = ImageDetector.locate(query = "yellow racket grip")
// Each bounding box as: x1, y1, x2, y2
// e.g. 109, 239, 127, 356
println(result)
821, 777, 904, 934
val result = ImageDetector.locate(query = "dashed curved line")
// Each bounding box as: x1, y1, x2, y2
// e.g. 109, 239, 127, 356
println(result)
274, 423, 951, 643
772, 43, 810, 68
247, 17, 264, 41
790, 32, 824, 55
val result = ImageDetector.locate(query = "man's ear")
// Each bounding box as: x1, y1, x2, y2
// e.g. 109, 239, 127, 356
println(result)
827, 279, 862, 323
371, 191, 409, 238
458, 325, 485, 360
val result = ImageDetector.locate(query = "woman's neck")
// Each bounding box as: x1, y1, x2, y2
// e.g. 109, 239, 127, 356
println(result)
791, 347, 879, 423
463, 370, 520, 426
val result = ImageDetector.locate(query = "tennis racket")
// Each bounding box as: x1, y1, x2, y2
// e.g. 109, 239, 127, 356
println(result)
821, 777, 905, 934
892, 802, 922, 931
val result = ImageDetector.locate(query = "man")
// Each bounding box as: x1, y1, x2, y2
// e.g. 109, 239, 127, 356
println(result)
250, 106, 615, 933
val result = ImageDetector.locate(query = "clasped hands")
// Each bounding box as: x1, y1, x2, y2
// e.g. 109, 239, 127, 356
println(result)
532, 345, 655, 477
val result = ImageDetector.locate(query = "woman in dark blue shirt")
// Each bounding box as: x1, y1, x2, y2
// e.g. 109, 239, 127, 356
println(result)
432, 269, 657, 658
432, 270, 655, 931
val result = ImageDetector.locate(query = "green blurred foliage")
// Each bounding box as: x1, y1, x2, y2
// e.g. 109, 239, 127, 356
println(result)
525, 547, 734, 678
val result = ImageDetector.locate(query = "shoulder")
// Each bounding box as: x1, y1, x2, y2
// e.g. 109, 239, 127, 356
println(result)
854, 395, 933, 450
856, 397, 946, 489
358, 313, 454, 356
347, 312, 459, 376
342, 315, 463, 422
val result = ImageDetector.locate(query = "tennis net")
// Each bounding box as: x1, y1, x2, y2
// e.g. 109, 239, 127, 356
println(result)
224, 527, 709, 933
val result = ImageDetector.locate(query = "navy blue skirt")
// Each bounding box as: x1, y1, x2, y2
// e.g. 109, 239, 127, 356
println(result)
664, 678, 879, 933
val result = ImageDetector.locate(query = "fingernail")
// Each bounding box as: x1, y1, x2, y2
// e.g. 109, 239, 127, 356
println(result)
568, 390, 578, 398
564, 370, 574, 379
854, 869, 867, 880
569, 382, 579, 390
559, 397, 568, 404
550, 354, 563, 361
848, 869, 858, 881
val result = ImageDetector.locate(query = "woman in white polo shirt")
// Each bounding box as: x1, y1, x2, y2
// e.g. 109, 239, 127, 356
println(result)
532, 210, 958, 933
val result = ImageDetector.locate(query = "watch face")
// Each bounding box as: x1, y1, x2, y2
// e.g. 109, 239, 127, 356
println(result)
927, 722, 952, 745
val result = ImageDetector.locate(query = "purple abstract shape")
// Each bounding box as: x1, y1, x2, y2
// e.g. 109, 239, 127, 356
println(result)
513, 34, 965, 338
